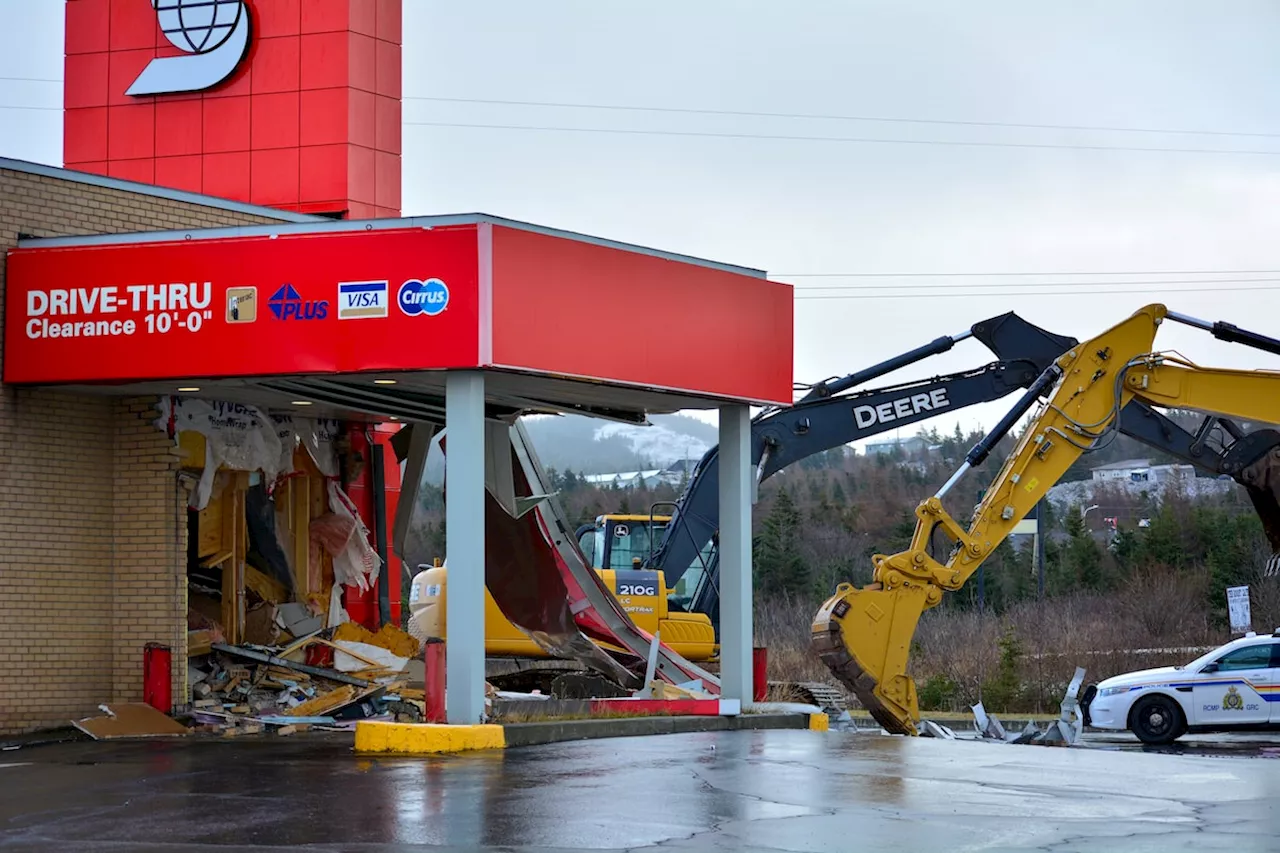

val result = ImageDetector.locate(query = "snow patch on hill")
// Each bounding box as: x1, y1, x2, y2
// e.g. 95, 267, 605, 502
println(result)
594, 422, 711, 468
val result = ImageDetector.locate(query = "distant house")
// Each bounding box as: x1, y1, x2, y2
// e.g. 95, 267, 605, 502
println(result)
1090, 458, 1194, 484
864, 435, 932, 457
580, 460, 691, 490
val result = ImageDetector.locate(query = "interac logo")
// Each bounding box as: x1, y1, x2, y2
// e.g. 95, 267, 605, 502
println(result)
127, 0, 252, 97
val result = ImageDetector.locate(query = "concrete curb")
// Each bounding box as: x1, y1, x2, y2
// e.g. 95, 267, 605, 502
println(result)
354, 713, 826, 754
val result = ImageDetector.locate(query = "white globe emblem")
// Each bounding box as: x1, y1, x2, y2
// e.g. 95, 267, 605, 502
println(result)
154, 0, 244, 55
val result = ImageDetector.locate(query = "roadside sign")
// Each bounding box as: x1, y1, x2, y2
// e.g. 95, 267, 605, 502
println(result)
1227, 585, 1252, 634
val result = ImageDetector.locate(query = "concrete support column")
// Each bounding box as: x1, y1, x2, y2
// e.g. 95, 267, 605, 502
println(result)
718, 403, 753, 706
445, 371, 486, 724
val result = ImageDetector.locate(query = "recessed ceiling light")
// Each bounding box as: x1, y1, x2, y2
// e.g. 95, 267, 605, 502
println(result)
291, 401, 313, 406
177, 387, 200, 392
373, 379, 397, 385
389, 415, 400, 421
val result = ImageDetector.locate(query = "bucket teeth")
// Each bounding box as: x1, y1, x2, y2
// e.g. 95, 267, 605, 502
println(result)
811, 619, 915, 735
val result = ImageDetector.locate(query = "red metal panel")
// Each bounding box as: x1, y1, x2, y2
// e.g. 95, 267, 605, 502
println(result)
66, 0, 110, 55
300, 32, 350, 90
107, 49, 152, 107
107, 104, 156, 161
4, 226, 481, 384
251, 91, 302, 149
348, 89, 376, 149
67, 161, 108, 177
108, 0, 158, 50
250, 148, 301, 206
349, 145, 376, 206
300, 89, 349, 146
298, 144, 350, 203
374, 95, 400, 155
64, 108, 109, 164
375, 151, 400, 212
376, 0, 402, 44
250, 36, 302, 94
301, 0, 351, 34
64, 53, 110, 108
65, 0, 405, 220
297, 200, 347, 215
202, 151, 250, 201
204, 63, 253, 99
347, 201, 378, 220
350, 33, 377, 93
202, 96, 251, 153
154, 155, 205, 194
351, 0, 378, 37
375, 40, 400, 99
108, 158, 156, 185
251, 0, 302, 38
155, 100, 204, 157
490, 226, 794, 404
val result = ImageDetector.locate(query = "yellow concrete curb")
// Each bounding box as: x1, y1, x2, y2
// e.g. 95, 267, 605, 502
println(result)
354, 721, 506, 754
808, 713, 829, 732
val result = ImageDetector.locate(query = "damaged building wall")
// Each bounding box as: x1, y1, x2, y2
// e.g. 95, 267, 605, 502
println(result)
0, 163, 302, 734
110, 398, 189, 708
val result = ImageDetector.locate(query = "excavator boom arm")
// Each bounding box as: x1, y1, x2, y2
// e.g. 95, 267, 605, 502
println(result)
647, 311, 1079, 614
814, 304, 1280, 734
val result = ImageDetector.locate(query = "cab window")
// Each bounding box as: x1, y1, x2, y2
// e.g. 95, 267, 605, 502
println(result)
577, 527, 602, 567
671, 541, 716, 602
606, 522, 664, 570
1211, 644, 1274, 672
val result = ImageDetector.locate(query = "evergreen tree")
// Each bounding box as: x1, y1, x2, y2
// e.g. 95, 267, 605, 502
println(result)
754, 490, 809, 597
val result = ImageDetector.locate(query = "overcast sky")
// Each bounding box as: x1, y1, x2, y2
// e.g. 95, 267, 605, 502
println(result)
3, 1, 1280, 444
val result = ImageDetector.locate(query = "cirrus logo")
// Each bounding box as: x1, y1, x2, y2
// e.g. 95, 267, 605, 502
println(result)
398, 278, 449, 317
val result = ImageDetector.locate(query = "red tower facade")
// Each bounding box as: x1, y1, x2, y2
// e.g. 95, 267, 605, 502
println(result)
63, 0, 402, 219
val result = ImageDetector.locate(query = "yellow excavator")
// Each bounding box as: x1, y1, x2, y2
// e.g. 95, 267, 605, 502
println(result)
813, 303, 1280, 734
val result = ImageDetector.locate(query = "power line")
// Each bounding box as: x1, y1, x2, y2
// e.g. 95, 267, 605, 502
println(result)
792, 276, 1280, 292
0, 76, 60, 83
774, 269, 1280, 278
793, 284, 1280, 301
0, 104, 60, 112
404, 120, 1280, 157
406, 95, 1280, 141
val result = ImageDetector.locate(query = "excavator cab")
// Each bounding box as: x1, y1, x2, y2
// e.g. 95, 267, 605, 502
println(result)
576, 513, 716, 613
575, 514, 671, 571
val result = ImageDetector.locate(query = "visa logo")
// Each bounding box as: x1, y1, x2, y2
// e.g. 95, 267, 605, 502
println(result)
337, 280, 389, 319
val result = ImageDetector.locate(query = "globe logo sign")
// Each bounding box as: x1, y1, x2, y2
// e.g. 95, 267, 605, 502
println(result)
157, 0, 244, 55
398, 279, 450, 317
127, 0, 252, 97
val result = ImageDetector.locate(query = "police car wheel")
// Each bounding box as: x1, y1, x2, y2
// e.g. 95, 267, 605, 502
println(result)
1129, 695, 1184, 745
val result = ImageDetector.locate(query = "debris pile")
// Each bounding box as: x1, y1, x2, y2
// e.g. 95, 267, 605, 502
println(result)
184, 622, 426, 737
966, 666, 1087, 747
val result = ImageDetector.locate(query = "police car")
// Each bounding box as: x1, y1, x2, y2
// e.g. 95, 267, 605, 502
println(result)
1080, 631, 1280, 745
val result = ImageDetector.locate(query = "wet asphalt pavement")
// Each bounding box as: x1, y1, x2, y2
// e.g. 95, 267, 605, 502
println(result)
2, 728, 1280, 852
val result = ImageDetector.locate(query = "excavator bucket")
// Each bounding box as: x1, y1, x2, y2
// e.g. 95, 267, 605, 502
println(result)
811, 581, 932, 734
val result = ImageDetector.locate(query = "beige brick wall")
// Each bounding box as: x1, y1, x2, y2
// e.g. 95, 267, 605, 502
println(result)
0, 166, 296, 734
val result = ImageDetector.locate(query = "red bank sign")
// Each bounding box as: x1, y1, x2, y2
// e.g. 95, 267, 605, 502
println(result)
3, 226, 479, 384
64, 0, 403, 218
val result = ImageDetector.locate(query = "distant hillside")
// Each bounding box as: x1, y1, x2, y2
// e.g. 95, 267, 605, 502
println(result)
418, 412, 718, 483
522, 413, 717, 474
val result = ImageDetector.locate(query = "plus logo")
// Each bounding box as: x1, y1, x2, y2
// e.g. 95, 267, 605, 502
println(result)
268, 284, 328, 321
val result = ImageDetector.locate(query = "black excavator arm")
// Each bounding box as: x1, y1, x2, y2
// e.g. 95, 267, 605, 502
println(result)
649, 317, 1280, 633
643, 312, 1080, 623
